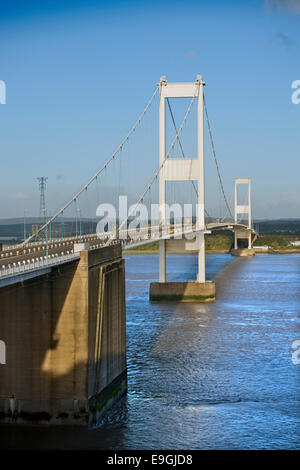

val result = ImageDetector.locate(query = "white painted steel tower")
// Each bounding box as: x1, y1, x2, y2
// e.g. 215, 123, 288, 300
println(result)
234, 177, 252, 249
158, 75, 206, 283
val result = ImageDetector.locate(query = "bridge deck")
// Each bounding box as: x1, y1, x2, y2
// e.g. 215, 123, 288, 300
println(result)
0, 222, 257, 277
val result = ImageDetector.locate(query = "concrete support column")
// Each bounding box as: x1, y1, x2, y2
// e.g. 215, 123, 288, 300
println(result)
197, 233, 205, 283
159, 240, 166, 283
159, 77, 166, 283
196, 76, 205, 283
248, 233, 252, 249
234, 232, 238, 250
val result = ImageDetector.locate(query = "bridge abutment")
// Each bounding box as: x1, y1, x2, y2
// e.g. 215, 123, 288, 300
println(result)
0, 244, 126, 426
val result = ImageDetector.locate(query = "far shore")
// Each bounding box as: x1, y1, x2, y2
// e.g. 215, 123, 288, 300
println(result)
123, 249, 230, 255
123, 248, 300, 255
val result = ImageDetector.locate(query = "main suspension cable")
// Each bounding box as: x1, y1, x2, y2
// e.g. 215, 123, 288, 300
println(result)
23, 86, 159, 245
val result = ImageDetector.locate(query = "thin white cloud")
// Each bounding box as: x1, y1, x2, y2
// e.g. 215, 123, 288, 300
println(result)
265, 0, 300, 15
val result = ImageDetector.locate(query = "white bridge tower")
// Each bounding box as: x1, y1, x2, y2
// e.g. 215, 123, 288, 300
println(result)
234, 177, 252, 250
158, 75, 206, 283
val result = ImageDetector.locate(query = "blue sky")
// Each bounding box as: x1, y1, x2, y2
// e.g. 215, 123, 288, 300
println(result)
0, 0, 299, 219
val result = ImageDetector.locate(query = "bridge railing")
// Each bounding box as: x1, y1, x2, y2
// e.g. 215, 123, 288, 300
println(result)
0, 252, 80, 279
117, 223, 198, 247
2, 232, 101, 252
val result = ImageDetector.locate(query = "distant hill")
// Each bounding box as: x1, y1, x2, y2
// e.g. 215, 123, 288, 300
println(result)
0, 217, 98, 241
253, 219, 300, 235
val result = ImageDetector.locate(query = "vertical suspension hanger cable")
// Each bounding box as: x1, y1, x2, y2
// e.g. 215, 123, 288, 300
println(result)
118, 145, 122, 199
166, 97, 211, 219
96, 175, 100, 208
219, 183, 221, 221
108, 87, 199, 244
24, 86, 159, 245
203, 94, 233, 220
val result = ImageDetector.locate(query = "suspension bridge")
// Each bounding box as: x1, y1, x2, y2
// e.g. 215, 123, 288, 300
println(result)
0, 75, 258, 425
0, 75, 257, 292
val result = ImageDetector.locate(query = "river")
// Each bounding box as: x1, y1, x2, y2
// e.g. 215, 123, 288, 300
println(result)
1, 253, 299, 449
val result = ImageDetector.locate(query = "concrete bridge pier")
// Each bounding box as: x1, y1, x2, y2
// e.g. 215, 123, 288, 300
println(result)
150, 234, 216, 302
0, 243, 126, 426
231, 247, 255, 257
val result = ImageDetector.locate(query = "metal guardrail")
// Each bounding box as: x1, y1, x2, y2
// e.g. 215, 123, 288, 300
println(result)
118, 222, 257, 249
0, 252, 80, 278
0, 240, 120, 278
119, 224, 199, 250
2, 232, 100, 252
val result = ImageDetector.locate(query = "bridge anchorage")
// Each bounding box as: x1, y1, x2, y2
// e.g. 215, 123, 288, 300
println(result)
149, 75, 256, 302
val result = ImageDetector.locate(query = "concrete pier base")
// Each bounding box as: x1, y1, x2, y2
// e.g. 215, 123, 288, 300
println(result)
149, 281, 216, 302
88, 369, 127, 425
0, 244, 126, 426
231, 248, 255, 257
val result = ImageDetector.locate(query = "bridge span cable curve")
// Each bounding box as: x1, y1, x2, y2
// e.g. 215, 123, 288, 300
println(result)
203, 95, 234, 220
106, 86, 200, 245
23, 86, 159, 245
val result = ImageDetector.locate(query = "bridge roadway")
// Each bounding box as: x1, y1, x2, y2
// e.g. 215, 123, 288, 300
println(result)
117, 221, 257, 250
0, 234, 103, 269
0, 221, 256, 271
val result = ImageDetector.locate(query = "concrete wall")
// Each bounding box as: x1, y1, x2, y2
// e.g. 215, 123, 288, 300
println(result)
0, 244, 126, 425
